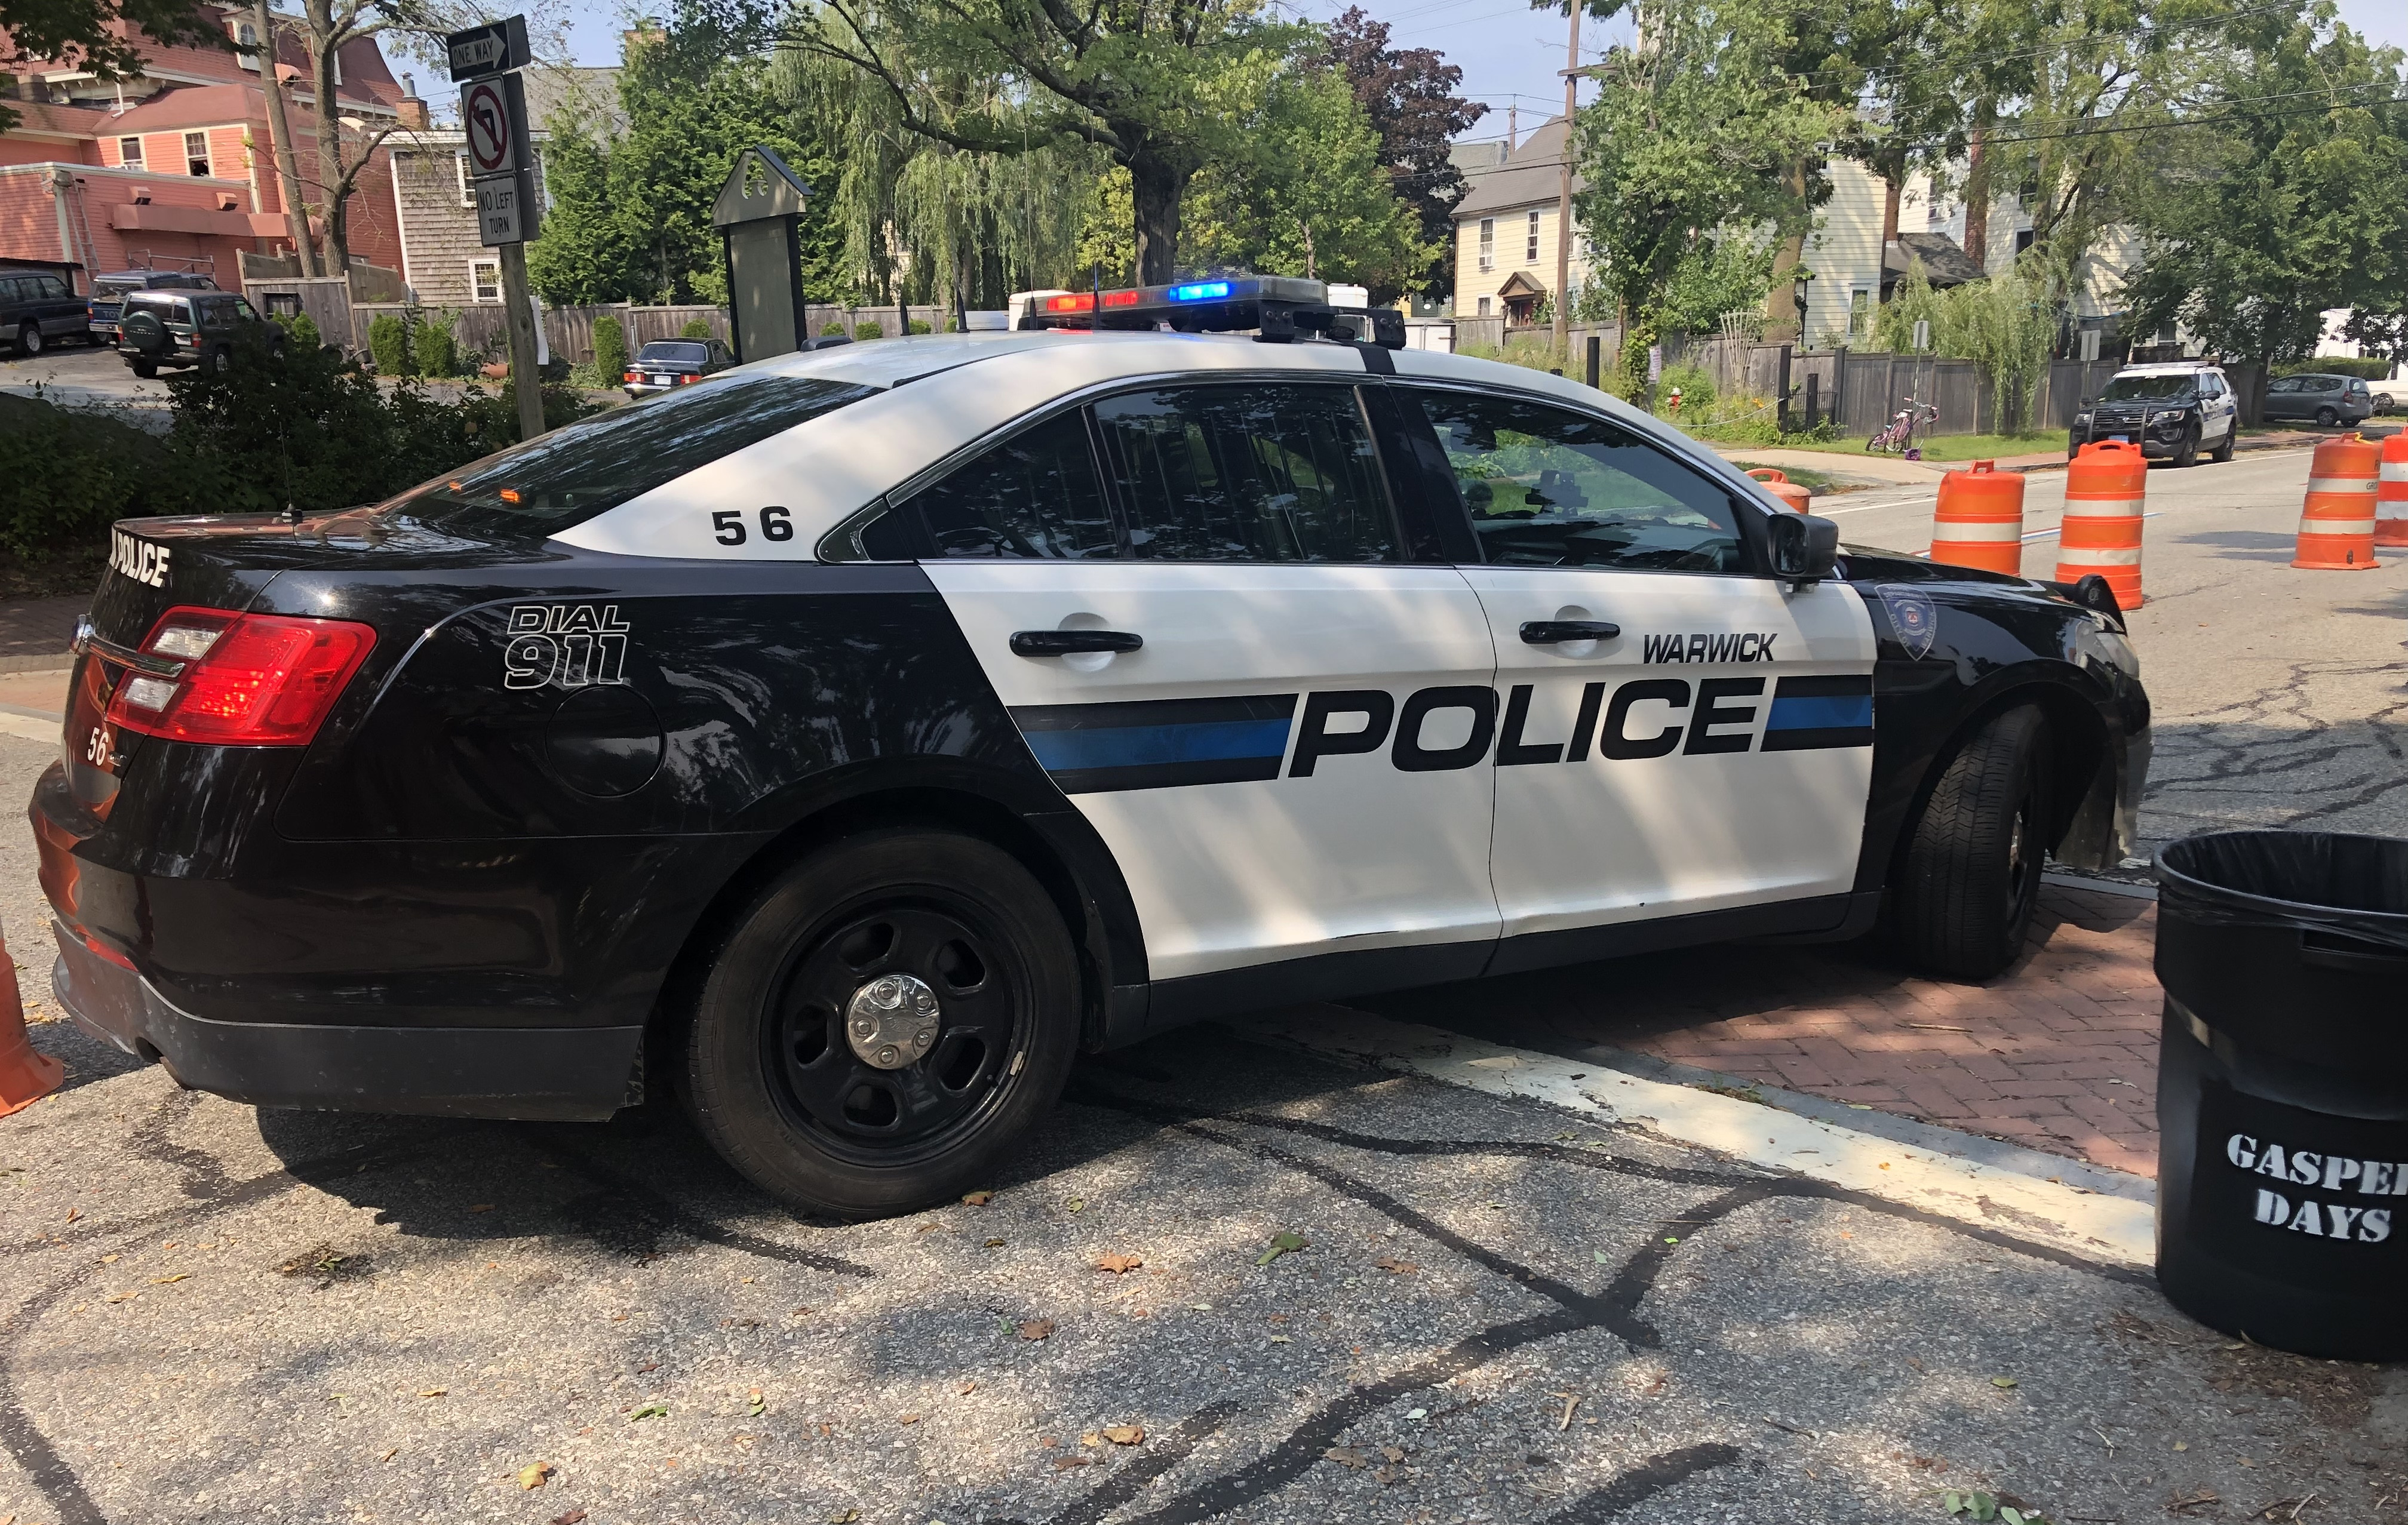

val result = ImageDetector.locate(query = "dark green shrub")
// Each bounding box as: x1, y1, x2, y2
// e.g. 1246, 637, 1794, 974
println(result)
367, 311, 410, 376
822, 322, 846, 336
415, 313, 457, 378
906, 319, 932, 335
272, 312, 323, 349
853, 320, 884, 341
593, 315, 629, 380
2273, 355, 2395, 381
680, 318, 712, 339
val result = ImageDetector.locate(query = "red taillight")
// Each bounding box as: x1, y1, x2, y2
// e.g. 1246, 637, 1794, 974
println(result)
105, 606, 376, 746
624, 370, 640, 382
677, 373, 699, 383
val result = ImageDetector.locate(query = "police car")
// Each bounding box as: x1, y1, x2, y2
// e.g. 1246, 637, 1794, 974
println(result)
31, 276, 2149, 1219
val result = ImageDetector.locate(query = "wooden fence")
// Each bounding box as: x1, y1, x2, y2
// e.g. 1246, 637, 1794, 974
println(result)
324, 300, 980, 371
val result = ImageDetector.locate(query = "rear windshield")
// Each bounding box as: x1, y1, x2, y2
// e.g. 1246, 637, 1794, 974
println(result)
376, 373, 877, 534
127, 294, 195, 323
2099, 374, 2198, 401
637, 341, 709, 363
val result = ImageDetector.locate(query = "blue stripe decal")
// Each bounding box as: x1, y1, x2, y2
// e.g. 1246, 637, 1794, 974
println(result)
1766, 694, 1873, 731
1022, 718, 1295, 774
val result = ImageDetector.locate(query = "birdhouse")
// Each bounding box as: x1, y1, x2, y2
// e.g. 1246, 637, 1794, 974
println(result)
712, 145, 814, 364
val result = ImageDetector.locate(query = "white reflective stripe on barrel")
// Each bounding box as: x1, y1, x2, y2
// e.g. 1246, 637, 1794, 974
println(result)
2056, 545, 2143, 565
2061, 496, 2145, 515
2381, 462, 2408, 482
1931, 521, 2024, 541
2304, 477, 2378, 494
2378, 499, 2408, 519
2298, 518, 2378, 536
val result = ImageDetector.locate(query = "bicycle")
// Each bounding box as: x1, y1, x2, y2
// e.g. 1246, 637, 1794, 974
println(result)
1867, 398, 1940, 459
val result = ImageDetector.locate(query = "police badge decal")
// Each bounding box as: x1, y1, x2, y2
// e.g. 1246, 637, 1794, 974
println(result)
1879, 586, 1940, 660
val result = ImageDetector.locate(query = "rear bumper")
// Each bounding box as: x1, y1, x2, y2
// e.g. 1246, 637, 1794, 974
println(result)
50, 920, 643, 1121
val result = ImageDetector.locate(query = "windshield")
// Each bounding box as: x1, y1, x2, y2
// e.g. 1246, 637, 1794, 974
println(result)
374, 373, 877, 534
636, 342, 710, 364
2100, 374, 2198, 401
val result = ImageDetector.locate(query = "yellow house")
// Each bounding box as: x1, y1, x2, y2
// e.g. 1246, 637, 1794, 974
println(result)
1451, 117, 1592, 324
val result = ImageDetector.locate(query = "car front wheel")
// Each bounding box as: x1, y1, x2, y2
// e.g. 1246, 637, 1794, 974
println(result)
683, 827, 1082, 1219
1889, 705, 2050, 981
2316, 406, 2339, 428
16, 322, 41, 357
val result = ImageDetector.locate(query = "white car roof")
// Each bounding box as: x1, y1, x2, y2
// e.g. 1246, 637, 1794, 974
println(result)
2115, 362, 2223, 376
551, 330, 1775, 561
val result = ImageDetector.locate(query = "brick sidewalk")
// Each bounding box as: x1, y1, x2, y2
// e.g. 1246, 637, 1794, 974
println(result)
1360, 881, 2164, 1177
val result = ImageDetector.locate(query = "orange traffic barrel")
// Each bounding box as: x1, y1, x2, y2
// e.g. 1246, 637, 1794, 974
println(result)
2292, 433, 2381, 570
1746, 468, 1811, 512
1930, 460, 2026, 574
2056, 439, 2147, 608
2376, 432, 2408, 548
0, 920, 64, 1118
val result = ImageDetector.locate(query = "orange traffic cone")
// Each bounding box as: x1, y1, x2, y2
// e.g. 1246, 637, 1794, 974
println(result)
2375, 432, 2408, 548
1746, 468, 1811, 513
2056, 440, 2148, 608
1931, 460, 2026, 574
2292, 433, 2381, 570
0, 921, 64, 1118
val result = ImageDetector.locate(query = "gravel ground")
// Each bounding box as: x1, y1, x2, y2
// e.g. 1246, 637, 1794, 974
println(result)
6, 713, 2406, 1525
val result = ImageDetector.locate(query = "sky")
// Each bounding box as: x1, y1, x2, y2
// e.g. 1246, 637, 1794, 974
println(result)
554, 0, 2408, 148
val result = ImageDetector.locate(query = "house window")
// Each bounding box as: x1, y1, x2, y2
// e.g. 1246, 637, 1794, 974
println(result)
1476, 296, 1492, 316
454, 152, 477, 207
1525, 210, 1540, 263
118, 136, 142, 166
234, 17, 260, 69
1848, 286, 1872, 340
185, 131, 210, 177
1478, 218, 1494, 272
469, 257, 502, 303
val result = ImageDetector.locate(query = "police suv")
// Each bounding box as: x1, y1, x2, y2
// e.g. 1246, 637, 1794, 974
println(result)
32, 277, 2150, 1218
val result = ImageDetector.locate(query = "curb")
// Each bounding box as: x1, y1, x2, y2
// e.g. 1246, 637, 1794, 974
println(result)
1233, 1004, 2156, 1269
0, 654, 73, 676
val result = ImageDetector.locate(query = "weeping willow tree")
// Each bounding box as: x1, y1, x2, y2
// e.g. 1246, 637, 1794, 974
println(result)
1873, 259, 2059, 432
779, 27, 1102, 310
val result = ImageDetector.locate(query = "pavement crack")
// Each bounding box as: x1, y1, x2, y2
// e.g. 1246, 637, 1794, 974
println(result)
1034, 1399, 1244, 1525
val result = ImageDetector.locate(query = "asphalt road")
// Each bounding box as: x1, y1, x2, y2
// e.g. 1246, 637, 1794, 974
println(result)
1804, 445, 2408, 857
4, 731, 2406, 1525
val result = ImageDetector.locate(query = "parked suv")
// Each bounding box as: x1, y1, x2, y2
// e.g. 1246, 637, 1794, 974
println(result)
116, 289, 282, 379
2262, 373, 2376, 429
1, 267, 93, 356
2070, 362, 2238, 466
87, 270, 217, 348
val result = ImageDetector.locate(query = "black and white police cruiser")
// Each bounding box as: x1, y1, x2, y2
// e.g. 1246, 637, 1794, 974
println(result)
33, 276, 2149, 1217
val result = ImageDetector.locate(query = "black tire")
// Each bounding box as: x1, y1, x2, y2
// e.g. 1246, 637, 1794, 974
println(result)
2316, 406, 2338, 428
2210, 426, 2235, 463
130, 358, 157, 380
683, 827, 1082, 1219
205, 346, 232, 377
16, 322, 41, 357
1890, 705, 2050, 980
2172, 425, 2198, 468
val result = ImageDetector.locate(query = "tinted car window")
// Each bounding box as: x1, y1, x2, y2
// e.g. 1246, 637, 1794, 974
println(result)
2100, 374, 2197, 401
1415, 391, 1743, 573
1092, 384, 1399, 563
379, 374, 878, 534
908, 410, 1116, 559
35, 275, 69, 299
637, 341, 710, 364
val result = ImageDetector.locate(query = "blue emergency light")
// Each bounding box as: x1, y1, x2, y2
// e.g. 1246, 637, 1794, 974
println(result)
1169, 281, 1231, 302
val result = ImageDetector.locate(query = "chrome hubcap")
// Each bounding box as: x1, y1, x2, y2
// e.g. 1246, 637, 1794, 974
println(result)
844, 973, 941, 1070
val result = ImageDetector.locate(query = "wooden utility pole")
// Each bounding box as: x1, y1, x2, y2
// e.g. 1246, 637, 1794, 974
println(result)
1552, 2, 1580, 354
501, 243, 544, 441
251, 0, 317, 276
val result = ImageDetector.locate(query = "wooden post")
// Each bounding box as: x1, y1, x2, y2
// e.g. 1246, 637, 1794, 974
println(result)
1552, 2, 1581, 356
501, 241, 544, 441
1584, 333, 1601, 390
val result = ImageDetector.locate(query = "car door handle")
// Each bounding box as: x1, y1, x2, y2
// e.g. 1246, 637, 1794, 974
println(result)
1009, 629, 1144, 657
1520, 620, 1620, 644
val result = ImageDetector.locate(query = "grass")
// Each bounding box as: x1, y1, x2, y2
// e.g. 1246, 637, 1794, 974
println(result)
1724, 430, 2064, 464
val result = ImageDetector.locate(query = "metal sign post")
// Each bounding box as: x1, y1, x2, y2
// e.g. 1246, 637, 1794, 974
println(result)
449, 15, 545, 442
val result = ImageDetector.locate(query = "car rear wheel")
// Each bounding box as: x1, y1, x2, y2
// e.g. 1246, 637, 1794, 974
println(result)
130, 358, 158, 380
682, 827, 1081, 1219
15, 322, 41, 357
2210, 426, 2235, 463
1889, 705, 2050, 981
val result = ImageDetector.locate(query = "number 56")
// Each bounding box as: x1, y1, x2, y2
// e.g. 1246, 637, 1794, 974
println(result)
712, 506, 795, 546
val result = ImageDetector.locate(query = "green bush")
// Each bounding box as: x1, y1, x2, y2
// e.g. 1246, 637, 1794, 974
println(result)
592, 314, 629, 382
906, 318, 932, 335
1657, 361, 1718, 417
680, 318, 712, 340
272, 312, 323, 349
0, 393, 223, 558
414, 313, 457, 379
367, 312, 410, 377
822, 322, 847, 336
2274, 355, 2395, 380
853, 320, 884, 341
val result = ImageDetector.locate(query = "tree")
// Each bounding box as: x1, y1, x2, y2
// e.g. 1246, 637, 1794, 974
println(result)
0, 0, 228, 134
793, 0, 1307, 284
2120, 7, 2408, 367
1313, 7, 1485, 300
247, 0, 318, 275
1182, 62, 1432, 290
1570, 0, 1842, 379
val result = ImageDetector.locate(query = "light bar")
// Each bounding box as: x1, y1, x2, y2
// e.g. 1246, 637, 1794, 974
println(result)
1169, 281, 1231, 302
1017, 273, 1404, 349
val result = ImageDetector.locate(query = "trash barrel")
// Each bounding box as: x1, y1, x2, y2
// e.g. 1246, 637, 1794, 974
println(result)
2155, 831, 2408, 1360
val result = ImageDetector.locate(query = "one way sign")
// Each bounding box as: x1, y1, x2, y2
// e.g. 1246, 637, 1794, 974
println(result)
447, 15, 529, 82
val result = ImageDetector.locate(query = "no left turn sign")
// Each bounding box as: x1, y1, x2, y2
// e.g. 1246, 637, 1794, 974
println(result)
460, 76, 520, 178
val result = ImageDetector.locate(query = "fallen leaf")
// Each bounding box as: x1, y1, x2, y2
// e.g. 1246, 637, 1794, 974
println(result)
1080, 1431, 1103, 1447
2174, 1441, 2189, 1451
1374, 1257, 1420, 1274
962, 1191, 993, 1206
378, 1448, 398, 1462
105, 1291, 139, 1304
630, 1403, 668, 1421
550, 1512, 588, 1525
99, 1253, 118, 1263
956, 1381, 976, 1395
898, 1413, 921, 1425
747, 1390, 767, 1417
64, 1207, 79, 1223
1102, 1425, 1144, 1445
1268, 1335, 1292, 1344
417, 1388, 447, 1398
1324, 1446, 1369, 1469
1097, 1253, 1143, 1274
1382, 1446, 1406, 1462
1018, 1319, 1055, 1342
1256, 1231, 1309, 1267
1991, 1376, 2019, 1389
827, 1512, 859, 1524
516, 1461, 554, 1490
984, 1238, 1006, 1249
1052, 1455, 1092, 1471
149, 1274, 189, 1285
1066, 1197, 1085, 1213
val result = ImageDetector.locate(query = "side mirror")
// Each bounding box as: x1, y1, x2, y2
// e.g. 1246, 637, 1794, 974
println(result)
1768, 512, 1840, 583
